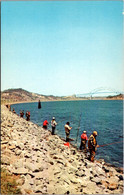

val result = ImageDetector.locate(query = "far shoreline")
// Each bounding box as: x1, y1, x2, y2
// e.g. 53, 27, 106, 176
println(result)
3, 98, 124, 106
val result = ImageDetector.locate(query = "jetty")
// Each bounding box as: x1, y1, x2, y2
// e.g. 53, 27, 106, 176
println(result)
1, 105, 123, 194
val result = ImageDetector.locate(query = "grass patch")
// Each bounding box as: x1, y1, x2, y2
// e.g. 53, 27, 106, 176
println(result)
1, 168, 22, 194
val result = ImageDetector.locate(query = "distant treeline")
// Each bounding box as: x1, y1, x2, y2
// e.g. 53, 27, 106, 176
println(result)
107, 93, 123, 99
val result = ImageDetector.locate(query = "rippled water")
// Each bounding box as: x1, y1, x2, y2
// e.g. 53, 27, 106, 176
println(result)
11, 100, 123, 167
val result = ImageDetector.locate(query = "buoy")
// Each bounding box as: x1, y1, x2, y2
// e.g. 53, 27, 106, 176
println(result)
38, 100, 41, 109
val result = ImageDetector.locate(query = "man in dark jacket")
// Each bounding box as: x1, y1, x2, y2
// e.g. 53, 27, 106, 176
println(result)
88, 131, 99, 162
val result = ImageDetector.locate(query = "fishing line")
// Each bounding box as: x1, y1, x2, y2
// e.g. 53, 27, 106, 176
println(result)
75, 112, 82, 145
99, 141, 123, 148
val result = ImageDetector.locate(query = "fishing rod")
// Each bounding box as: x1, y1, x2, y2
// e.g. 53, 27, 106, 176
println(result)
57, 115, 72, 124
75, 112, 82, 144
98, 140, 123, 148
57, 119, 69, 124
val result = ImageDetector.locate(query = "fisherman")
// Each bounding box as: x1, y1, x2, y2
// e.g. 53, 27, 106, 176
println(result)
12, 108, 16, 114
20, 110, 24, 118
26, 111, 30, 121
20, 110, 22, 117
64, 122, 72, 142
28, 111, 30, 121
43, 120, 49, 129
80, 131, 88, 152
51, 117, 57, 135
8, 104, 11, 111
88, 131, 99, 162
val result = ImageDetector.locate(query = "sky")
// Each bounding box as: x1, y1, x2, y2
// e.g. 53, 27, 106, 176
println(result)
1, 1, 124, 96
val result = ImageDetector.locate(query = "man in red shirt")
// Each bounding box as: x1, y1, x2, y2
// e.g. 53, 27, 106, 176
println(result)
80, 131, 88, 152
43, 120, 49, 129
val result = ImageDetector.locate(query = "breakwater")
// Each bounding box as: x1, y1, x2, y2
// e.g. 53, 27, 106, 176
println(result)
1, 105, 123, 194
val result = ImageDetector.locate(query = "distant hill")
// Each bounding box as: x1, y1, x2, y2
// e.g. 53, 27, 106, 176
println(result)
1, 88, 81, 103
1, 88, 61, 102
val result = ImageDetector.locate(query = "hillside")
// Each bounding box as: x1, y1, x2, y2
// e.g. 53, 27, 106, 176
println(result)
1, 88, 82, 103
1, 88, 61, 103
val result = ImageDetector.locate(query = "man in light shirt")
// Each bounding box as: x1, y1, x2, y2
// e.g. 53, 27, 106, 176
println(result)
51, 117, 57, 135
64, 122, 72, 142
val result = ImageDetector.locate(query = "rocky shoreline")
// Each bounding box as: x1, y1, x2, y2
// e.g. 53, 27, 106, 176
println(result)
1, 105, 124, 194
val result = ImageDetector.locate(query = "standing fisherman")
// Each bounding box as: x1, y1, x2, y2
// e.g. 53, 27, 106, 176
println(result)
26, 111, 30, 121
20, 110, 24, 118
28, 111, 30, 121
80, 131, 88, 152
51, 117, 57, 135
88, 131, 99, 162
64, 122, 72, 142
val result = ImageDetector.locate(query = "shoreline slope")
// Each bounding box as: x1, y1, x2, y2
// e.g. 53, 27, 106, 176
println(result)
1, 105, 123, 194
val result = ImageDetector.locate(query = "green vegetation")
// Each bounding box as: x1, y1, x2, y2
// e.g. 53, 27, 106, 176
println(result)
1, 168, 22, 194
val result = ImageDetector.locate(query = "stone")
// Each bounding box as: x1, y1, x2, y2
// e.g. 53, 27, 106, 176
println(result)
83, 181, 98, 194
108, 183, 118, 190
107, 176, 119, 184
47, 185, 56, 194
17, 143, 24, 150
9, 145, 16, 150
15, 149, 22, 155
24, 152, 32, 158
1, 140, 8, 144
91, 177, 102, 184
8, 122, 13, 127
101, 180, 109, 189
1, 156, 10, 165
75, 170, 85, 177
68, 165, 78, 173
32, 172, 44, 179
13, 159, 24, 169
55, 184, 69, 194
118, 174, 123, 181
16, 178, 25, 185
96, 166, 106, 177
12, 168, 29, 175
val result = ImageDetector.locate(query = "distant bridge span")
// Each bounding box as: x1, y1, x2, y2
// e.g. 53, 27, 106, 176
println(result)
76, 87, 124, 98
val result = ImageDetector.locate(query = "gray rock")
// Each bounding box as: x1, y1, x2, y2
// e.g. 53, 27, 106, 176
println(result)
32, 172, 44, 179
13, 159, 24, 169
1, 156, 10, 165
75, 170, 86, 177
96, 166, 106, 177
15, 148, 22, 155
1, 140, 8, 144
91, 176, 102, 184
83, 181, 97, 194
17, 143, 24, 150
24, 152, 32, 158
12, 168, 29, 175
68, 165, 78, 174
34, 185, 44, 193
118, 174, 123, 181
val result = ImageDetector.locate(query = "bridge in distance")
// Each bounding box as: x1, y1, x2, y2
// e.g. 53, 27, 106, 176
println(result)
76, 87, 124, 99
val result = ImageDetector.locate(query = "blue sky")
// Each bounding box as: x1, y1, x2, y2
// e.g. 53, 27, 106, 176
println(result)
1, 1, 123, 96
